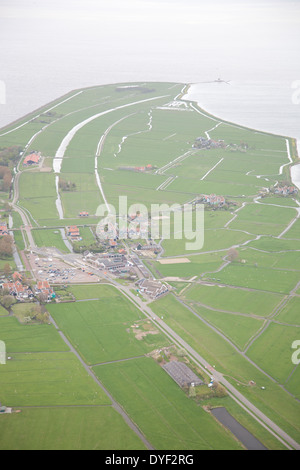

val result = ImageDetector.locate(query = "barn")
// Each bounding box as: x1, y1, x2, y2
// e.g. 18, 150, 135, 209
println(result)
163, 361, 204, 388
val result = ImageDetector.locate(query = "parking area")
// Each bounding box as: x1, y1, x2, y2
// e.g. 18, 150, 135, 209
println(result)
26, 253, 100, 284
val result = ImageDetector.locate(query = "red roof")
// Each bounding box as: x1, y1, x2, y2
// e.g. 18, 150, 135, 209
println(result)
13, 272, 22, 281
24, 153, 40, 165
68, 226, 80, 235
37, 280, 50, 290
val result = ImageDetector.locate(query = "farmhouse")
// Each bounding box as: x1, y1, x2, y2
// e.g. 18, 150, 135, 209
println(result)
136, 278, 168, 299
97, 257, 127, 272
0, 223, 9, 236
136, 242, 160, 253
67, 225, 81, 240
79, 211, 89, 217
23, 152, 41, 166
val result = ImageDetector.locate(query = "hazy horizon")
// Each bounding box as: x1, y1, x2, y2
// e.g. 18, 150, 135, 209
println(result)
1, 0, 300, 130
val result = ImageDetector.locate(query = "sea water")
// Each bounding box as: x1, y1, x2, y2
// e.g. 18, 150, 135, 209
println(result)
183, 80, 300, 188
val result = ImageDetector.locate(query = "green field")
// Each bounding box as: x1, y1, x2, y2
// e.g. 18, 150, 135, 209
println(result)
1, 81, 300, 450
32, 228, 69, 252
93, 357, 242, 450
0, 407, 147, 450
47, 286, 170, 364
183, 284, 284, 317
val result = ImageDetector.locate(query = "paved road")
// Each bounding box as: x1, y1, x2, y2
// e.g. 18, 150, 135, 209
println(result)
103, 276, 300, 451
28, 245, 300, 450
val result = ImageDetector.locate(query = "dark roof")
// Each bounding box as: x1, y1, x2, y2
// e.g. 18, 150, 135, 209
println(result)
163, 361, 204, 387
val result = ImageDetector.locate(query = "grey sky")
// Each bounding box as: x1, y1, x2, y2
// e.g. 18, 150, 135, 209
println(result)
0, 0, 299, 126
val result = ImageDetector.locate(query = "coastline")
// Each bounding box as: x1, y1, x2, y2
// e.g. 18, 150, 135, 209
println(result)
182, 83, 300, 191
2, 80, 300, 191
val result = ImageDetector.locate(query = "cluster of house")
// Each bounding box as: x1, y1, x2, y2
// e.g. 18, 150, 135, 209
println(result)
0, 272, 55, 302
193, 137, 226, 150
2, 272, 33, 301
0, 223, 8, 236
78, 211, 89, 217
97, 213, 150, 244
23, 152, 41, 166
193, 137, 249, 152
273, 185, 298, 196
67, 226, 81, 241
196, 194, 226, 207
136, 278, 169, 300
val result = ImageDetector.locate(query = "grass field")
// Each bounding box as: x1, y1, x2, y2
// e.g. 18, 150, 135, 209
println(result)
32, 228, 69, 252
0, 316, 69, 352
246, 323, 300, 392
47, 286, 170, 364
150, 294, 300, 442
183, 284, 284, 317
93, 357, 243, 450
205, 262, 300, 294
1, 81, 299, 450
0, 407, 147, 450
0, 352, 110, 406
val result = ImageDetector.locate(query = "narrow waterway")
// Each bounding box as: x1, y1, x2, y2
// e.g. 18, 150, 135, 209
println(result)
59, 228, 73, 253
211, 407, 267, 450
55, 175, 64, 219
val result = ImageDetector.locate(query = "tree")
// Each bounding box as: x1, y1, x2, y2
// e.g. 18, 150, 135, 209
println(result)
1, 295, 15, 309
0, 235, 13, 258
3, 263, 11, 277
227, 248, 239, 262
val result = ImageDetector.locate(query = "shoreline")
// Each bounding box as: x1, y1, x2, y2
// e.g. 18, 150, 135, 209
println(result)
1, 80, 300, 190
182, 85, 300, 191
